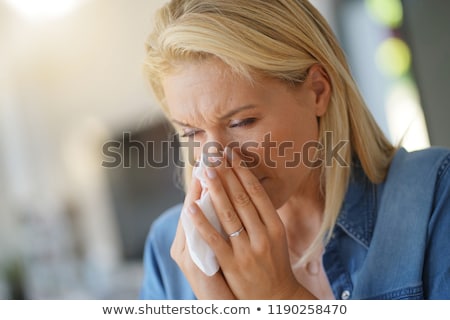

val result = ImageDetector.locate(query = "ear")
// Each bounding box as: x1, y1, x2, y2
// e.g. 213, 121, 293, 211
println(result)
307, 64, 331, 117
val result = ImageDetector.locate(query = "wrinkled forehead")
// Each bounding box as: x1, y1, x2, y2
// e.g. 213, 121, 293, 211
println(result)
161, 58, 260, 120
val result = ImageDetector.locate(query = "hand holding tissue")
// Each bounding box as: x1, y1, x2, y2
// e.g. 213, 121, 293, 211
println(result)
180, 157, 227, 276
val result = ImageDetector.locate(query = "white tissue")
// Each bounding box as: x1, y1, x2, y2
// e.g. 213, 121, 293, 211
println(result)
181, 156, 226, 276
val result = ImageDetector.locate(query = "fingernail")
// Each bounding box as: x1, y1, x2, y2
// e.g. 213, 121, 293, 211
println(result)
206, 157, 220, 167
206, 167, 216, 179
188, 204, 197, 215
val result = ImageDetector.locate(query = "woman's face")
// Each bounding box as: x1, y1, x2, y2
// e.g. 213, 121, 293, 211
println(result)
162, 58, 329, 208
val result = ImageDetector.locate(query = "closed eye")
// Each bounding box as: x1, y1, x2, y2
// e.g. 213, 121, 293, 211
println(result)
229, 118, 257, 128
179, 118, 256, 137
180, 128, 203, 138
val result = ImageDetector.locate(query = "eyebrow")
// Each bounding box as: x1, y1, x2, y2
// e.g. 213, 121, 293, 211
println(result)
171, 105, 257, 127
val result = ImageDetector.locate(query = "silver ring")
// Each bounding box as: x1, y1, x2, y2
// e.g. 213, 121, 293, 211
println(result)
228, 226, 244, 238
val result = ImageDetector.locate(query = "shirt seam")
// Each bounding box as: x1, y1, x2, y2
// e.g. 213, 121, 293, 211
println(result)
436, 152, 450, 183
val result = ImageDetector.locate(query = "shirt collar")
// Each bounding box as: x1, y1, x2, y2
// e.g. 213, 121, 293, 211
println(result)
336, 162, 380, 249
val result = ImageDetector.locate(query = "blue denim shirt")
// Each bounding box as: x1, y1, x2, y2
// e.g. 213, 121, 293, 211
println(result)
140, 147, 450, 300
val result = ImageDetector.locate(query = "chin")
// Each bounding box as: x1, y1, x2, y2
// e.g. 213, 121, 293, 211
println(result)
260, 178, 286, 209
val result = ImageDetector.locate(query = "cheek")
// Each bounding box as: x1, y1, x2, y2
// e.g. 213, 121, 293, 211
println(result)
178, 137, 203, 166
229, 130, 302, 171
264, 129, 303, 166
239, 143, 263, 169
252, 125, 319, 178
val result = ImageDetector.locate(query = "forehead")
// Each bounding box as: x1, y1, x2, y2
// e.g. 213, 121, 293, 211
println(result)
163, 59, 238, 101
162, 59, 267, 123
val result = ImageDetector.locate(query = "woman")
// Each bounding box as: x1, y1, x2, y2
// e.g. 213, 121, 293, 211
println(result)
140, 0, 450, 299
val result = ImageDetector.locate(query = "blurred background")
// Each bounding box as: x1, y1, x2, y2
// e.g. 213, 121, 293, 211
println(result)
0, 0, 448, 299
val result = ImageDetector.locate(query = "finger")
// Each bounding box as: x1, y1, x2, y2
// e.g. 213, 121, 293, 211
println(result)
187, 201, 235, 265
185, 170, 203, 205
206, 152, 266, 241
202, 157, 248, 237
226, 147, 281, 228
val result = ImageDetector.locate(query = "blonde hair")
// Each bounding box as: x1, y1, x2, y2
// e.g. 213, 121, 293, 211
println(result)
144, 0, 396, 266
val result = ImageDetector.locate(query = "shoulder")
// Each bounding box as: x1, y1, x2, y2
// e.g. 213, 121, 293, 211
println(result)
347, 147, 450, 299
381, 146, 450, 215
149, 203, 183, 243
145, 203, 183, 263
406, 148, 450, 299
383, 147, 450, 194
388, 146, 450, 176
141, 203, 195, 300
374, 146, 450, 249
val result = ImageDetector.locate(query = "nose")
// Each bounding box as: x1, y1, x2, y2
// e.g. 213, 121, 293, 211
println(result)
200, 133, 227, 159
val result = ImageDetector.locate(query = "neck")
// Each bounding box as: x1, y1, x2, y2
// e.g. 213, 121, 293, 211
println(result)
277, 168, 324, 257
